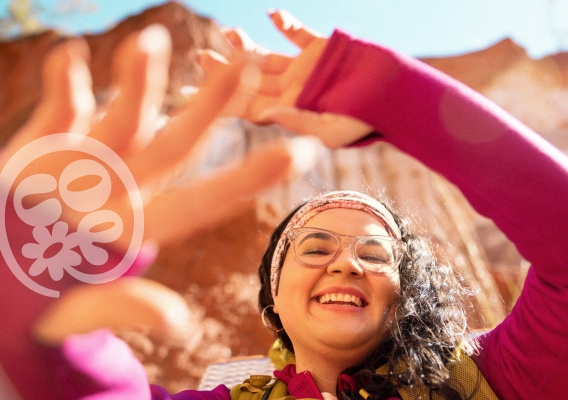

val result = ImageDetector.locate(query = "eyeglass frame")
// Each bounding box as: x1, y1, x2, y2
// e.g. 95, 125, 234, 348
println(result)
285, 227, 407, 274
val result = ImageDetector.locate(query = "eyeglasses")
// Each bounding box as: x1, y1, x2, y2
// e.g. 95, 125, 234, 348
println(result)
286, 227, 406, 274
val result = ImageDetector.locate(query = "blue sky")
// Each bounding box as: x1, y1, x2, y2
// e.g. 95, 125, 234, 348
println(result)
3, 0, 568, 58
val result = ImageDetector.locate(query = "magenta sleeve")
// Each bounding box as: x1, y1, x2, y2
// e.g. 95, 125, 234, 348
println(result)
44, 329, 151, 399
150, 384, 231, 400
0, 186, 158, 399
297, 30, 568, 400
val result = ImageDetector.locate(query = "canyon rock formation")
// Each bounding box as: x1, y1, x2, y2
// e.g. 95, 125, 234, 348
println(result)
1, 1, 567, 392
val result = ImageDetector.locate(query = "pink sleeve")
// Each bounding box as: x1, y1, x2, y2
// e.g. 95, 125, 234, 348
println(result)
297, 30, 568, 400
0, 186, 157, 399
44, 329, 151, 399
150, 384, 231, 400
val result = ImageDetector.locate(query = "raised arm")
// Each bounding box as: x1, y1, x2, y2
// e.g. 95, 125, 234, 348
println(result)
225, 10, 568, 400
0, 24, 319, 399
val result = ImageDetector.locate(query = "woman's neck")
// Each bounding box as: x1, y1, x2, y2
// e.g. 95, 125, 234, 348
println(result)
294, 348, 363, 394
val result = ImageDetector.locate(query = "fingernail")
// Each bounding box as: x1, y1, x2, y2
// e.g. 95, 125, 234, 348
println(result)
286, 136, 324, 174
222, 28, 239, 46
267, 9, 285, 27
276, 10, 299, 31
180, 85, 198, 98
138, 24, 171, 54
62, 38, 90, 62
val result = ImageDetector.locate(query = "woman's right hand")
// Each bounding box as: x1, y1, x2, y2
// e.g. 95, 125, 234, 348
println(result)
202, 9, 373, 149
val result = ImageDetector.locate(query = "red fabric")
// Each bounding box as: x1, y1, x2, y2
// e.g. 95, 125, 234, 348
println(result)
274, 364, 365, 399
275, 364, 324, 399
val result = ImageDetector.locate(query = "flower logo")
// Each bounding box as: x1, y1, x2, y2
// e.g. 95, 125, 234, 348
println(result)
23, 222, 81, 281
0, 133, 143, 297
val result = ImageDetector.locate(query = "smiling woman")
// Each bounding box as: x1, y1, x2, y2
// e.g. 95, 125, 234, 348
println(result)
257, 192, 473, 398
1, 5, 567, 399
220, 8, 568, 400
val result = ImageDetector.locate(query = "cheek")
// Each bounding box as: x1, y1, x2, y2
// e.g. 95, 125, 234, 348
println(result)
384, 284, 401, 328
275, 267, 299, 300
272, 265, 295, 314
274, 264, 318, 309
369, 272, 400, 300
384, 271, 401, 300
371, 275, 400, 316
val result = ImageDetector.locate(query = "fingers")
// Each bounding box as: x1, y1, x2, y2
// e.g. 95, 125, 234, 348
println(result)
221, 11, 328, 123
196, 51, 286, 127
268, 9, 322, 49
143, 137, 322, 244
196, 48, 229, 72
258, 107, 373, 148
260, 53, 293, 75
89, 25, 171, 154
125, 58, 256, 185
199, 48, 286, 103
33, 277, 194, 345
222, 25, 294, 75
223, 27, 265, 54
2, 39, 95, 162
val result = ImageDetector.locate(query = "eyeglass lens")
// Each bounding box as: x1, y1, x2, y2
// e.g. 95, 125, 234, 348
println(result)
292, 229, 399, 272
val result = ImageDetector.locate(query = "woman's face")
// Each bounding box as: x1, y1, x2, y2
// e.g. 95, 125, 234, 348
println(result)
273, 208, 400, 366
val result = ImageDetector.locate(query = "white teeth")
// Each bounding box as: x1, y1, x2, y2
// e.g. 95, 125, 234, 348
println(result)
317, 293, 363, 307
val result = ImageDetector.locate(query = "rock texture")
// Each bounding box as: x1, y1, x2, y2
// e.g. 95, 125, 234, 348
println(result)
2, 1, 567, 392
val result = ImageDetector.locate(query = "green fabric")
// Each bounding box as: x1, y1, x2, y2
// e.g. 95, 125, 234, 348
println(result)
231, 377, 295, 400
233, 341, 498, 400
231, 354, 498, 400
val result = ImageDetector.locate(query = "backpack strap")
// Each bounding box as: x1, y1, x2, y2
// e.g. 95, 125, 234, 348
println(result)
376, 353, 498, 400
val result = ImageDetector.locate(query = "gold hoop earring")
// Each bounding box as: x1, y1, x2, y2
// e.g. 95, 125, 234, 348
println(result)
261, 305, 283, 333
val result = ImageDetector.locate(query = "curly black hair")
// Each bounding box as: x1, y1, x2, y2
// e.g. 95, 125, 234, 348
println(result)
258, 199, 476, 400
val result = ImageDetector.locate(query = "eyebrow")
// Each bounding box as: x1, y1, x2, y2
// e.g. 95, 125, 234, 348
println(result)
360, 238, 390, 246
297, 231, 334, 246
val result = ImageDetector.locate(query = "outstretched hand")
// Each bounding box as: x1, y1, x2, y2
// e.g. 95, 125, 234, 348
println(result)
202, 9, 373, 148
0, 25, 320, 344
0, 24, 320, 250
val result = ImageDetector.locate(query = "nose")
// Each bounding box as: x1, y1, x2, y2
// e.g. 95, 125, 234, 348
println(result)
326, 242, 364, 276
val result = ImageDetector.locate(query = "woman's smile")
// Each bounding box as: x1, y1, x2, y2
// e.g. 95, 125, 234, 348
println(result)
312, 286, 368, 308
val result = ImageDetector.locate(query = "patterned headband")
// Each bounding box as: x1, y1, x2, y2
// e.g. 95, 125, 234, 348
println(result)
270, 190, 401, 297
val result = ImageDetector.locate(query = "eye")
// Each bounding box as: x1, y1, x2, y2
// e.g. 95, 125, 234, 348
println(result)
295, 232, 337, 259
302, 248, 330, 256
297, 239, 335, 257
359, 252, 391, 264
357, 240, 393, 264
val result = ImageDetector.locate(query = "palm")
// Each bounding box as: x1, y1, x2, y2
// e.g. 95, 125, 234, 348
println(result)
0, 25, 303, 252
219, 10, 373, 148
